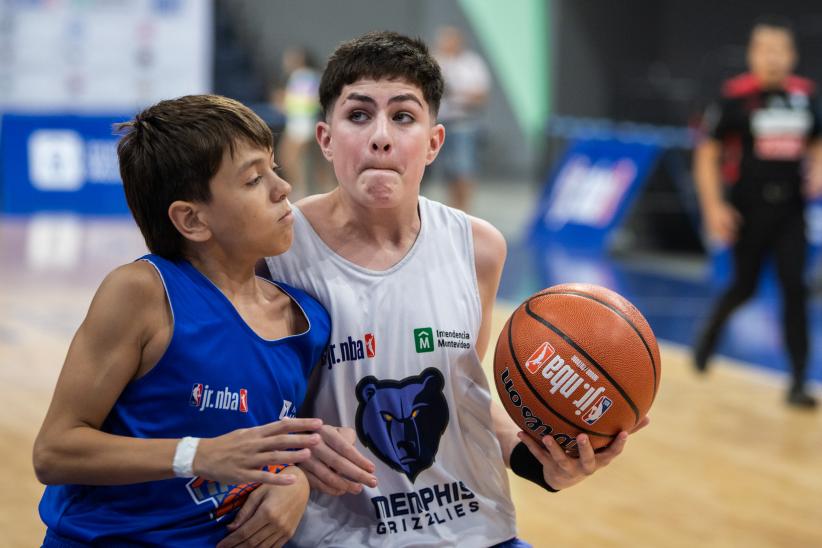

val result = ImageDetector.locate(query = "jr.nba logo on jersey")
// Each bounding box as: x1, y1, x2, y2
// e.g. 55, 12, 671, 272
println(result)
239, 389, 248, 413
189, 383, 249, 413
583, 395, 612, 425
365, 333, 376, 358
190, 383, 203, 407
279, 400, 295, 419
323, 332, 376, 369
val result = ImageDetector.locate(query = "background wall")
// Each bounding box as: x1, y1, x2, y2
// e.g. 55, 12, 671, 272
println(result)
216, 0, 542, 178
553, 0, 822, 124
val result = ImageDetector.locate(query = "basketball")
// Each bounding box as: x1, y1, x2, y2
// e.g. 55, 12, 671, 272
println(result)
494, 283, 660, 453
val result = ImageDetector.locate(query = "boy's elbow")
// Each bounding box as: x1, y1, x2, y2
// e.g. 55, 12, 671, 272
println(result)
32, 437, 61, 485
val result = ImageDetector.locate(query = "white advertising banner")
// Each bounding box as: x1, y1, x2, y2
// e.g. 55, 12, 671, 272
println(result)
0, 0, 212, 112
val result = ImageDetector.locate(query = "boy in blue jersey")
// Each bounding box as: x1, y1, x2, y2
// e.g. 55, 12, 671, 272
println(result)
33, 94, 331, 547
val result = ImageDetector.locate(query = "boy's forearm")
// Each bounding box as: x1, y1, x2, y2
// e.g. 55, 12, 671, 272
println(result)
33, 425, 179, 485
490, 401, 520, 468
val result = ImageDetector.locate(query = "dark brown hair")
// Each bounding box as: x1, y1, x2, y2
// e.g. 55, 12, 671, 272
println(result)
115, 94, 273, 259
751, 15, 796, 40
319, 31, 444, 120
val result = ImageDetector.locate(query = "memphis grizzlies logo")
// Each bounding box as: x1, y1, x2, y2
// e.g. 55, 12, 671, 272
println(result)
355, 368, 449, 482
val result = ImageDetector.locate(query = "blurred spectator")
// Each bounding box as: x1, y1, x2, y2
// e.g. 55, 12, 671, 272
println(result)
434, 26, 491, 212
272, 47, 332, 198
693, 16, 822, 408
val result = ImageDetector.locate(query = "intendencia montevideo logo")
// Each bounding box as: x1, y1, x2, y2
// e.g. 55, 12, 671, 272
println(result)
414, 327, 471, 353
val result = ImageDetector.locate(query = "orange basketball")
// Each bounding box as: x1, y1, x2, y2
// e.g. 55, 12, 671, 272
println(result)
493, 283, 660, 453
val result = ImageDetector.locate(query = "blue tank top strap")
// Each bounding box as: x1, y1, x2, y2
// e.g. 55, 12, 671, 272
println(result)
139, 254, 328, 350
138, 254, 250, 332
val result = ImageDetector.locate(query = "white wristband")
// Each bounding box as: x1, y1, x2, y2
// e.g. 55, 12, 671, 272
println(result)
172, 436, 200, 478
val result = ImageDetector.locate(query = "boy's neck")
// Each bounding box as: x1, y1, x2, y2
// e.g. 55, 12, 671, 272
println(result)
185, 250, 261, 299
331, 188, 420, 245
299, 190, 422, 270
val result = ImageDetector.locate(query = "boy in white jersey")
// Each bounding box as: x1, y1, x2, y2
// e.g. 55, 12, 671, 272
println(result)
258, 32, 648, 547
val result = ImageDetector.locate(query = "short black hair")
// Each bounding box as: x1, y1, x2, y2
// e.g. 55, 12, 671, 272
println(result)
115, 95, 273, 259
319, 31, 444, 120
751, 15, 796, 39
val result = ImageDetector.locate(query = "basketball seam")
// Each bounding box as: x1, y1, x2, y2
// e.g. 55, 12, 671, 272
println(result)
532, 289, 659, 400
524, 299, 641, 426
507, 308, 616, 440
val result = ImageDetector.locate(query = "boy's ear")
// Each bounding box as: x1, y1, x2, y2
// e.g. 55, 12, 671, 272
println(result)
168, 200, 211, 244
316, 121, 334, 161
425, 123, 446, 165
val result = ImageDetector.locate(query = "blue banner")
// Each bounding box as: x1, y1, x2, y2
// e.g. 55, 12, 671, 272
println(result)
1, 113, 132, 215
528, 138, 661, 252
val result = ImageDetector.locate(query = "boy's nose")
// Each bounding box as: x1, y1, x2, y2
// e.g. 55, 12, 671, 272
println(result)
270, 177, 291, 202
369, 116, 392, 152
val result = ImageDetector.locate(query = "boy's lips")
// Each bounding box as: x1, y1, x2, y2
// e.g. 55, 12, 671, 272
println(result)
363, 165, 399, 173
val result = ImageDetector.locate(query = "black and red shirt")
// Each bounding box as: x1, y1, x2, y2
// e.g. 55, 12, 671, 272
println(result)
703, 73, 821, 189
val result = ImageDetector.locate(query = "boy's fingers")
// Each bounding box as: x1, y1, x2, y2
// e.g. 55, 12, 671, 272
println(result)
258, 418, 322, 436
323, 428, 376, 474
303, 460, 362, 494
305, 473, 346, 496
306, 475, 348, 496
337, 426, 358, 445
596, 431, 629, 466
219, 517, 268, 548
516, 432, 550, 469
258, 448, 312, 466
253, 470, 297, 486
540, 434, 572, 471
226, 487, 263, 531
630, 416, 650, 434
575, 435, 597, 474
312, 443, 377, 487
259, 433, 320, 451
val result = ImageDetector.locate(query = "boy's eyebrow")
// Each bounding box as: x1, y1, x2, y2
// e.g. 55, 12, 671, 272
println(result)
344, 92, 424, 108
388, 93, 424, 108
345, 93, 377, 106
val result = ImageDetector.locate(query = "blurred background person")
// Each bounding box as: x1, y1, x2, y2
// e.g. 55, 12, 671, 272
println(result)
433, 25, 491, 212
692, 16, 822, 408
272, 46, 332, 198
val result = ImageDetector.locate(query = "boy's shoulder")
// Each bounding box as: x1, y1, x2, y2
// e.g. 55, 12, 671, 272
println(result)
468, 214, 505, 250
294, 193, 329, 220
101, 260, 165, 297
90, 260, 168, 326
468, 214, 506, 274
78, 259, 171, 367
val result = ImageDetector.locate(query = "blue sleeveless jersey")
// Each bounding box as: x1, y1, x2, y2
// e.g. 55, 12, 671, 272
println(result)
39, 255, 331, 547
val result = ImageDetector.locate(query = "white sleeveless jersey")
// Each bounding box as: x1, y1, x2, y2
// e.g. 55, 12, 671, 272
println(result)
265, 197, 517, 547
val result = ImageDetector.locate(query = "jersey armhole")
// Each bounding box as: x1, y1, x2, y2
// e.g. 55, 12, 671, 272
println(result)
461, 213, 483, 335
130, 257, 176, 383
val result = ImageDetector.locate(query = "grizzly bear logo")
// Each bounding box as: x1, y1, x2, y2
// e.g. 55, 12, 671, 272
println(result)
355, 368, 449, 482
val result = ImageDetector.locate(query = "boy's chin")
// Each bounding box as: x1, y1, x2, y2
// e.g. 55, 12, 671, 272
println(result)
264, 234, 294, 258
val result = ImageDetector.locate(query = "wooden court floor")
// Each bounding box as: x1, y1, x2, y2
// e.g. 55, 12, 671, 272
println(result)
2, 218, 821, 547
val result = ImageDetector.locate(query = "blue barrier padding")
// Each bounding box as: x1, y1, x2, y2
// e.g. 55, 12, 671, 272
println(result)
1, 113, 133, 215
